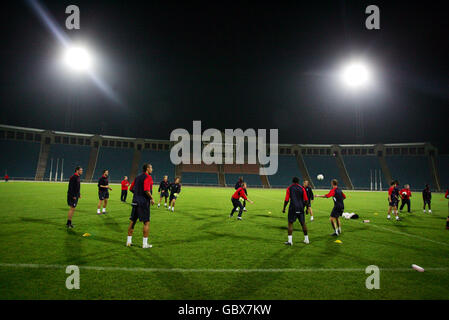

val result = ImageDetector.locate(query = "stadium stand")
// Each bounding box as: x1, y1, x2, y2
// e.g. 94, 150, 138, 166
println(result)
225, 173, 262, 187
268, 155, 303, 187
2, 125, 447, 192
139, 150, 175, 183
303, 155, 345, 189
343, 155, 387, 189
44, 144, 91, 181
0, 140, 41, 179
437, 155, 449, 191
385, 156, 433, 190
93, 147, 134, 183
181, 172, 219, 185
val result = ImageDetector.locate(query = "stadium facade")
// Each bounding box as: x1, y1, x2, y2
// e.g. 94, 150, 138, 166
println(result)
0, 124, 447, 192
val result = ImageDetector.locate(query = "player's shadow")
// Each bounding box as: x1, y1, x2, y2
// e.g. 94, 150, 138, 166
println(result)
126, 246, 210, 299
20, 217, 61, 226
102, 215, 124, 233
219, 246, 300, 299
64, 229, 87, 266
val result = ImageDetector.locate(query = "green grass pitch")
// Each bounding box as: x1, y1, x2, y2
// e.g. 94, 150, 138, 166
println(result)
0, 182, 448, 300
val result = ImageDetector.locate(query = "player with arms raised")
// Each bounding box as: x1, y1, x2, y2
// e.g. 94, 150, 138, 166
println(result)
283, 177, 309, 245
316, 179, 346, 236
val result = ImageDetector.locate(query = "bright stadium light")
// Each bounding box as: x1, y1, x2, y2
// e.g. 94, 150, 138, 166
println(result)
340, 61, 371, 89
63, 46, 92, 72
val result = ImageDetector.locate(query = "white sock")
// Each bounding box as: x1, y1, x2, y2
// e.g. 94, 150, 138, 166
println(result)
164, 203, 167, 207
429, 210, 432, 213
127, 236, 132, 244
168, 206, 171, 210
423, 210, 426, 213
311, 216, 314, 221
304, 235, 309, 242
97, 209, 101, 213
172, 207, 174, 212
102, 208, 106, 212
143, 237, 148, 246
288, 235, 292, 243
157, 203, 160, 207
396, 215, 399, 220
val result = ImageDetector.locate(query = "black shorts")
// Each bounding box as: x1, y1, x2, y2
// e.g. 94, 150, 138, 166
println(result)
288, 208, 305, 224
130, 203, 150, 223
423, 199, 431, 205
231, 197, 243, 208
169, 194, 178, 201
330, 207, 343, 218
389, 199, 399, 207
305, 201, 312, 208
67, 194, 79, 208
160, 191, 169, 198
99, 190, 110, 200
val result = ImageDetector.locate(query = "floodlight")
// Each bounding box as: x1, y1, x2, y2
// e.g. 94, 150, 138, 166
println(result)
63, 46, 92, 72
340, 61, 371, 89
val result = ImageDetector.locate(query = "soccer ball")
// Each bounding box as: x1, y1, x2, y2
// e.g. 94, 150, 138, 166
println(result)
317, 174, 324, 181
402, 192, 407, 197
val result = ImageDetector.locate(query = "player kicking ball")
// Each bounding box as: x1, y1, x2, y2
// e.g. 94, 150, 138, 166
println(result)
157, 175, 170, 208
126, 163, 154, 248
283, 177, 309, 245
387, 180, 401, 221
230, 182, 253, 220
316, 179, 346, 236
168, 177, 181, 212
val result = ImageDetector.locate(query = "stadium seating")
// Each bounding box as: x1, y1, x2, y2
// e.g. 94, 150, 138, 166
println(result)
93, 147, 134, 183
225, 173, 262, 187
181, 172, 219, 185
139, 150, 175, 183
343, 156, 387, 189
303, 155, 345, 189
437, 155, 449, 191
0, 140, 41, 179
267, 155, 302, 187
385, 156, 432, 190
44, 144, 91, 181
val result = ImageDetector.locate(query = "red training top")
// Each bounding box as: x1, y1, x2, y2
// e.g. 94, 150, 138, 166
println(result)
121, 180, 130, 190
400, 188, 412, 200
130, 173, 153, 193
232, 187, 248, 200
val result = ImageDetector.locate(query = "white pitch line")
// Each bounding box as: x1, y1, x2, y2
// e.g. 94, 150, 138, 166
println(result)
0, 263, 448, 273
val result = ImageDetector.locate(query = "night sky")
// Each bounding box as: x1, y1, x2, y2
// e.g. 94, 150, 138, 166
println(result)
1, 1, 448, 151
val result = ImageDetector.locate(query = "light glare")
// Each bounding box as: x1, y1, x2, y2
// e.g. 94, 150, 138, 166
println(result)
340, 62, 370, 88
63, 46, 92, 72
